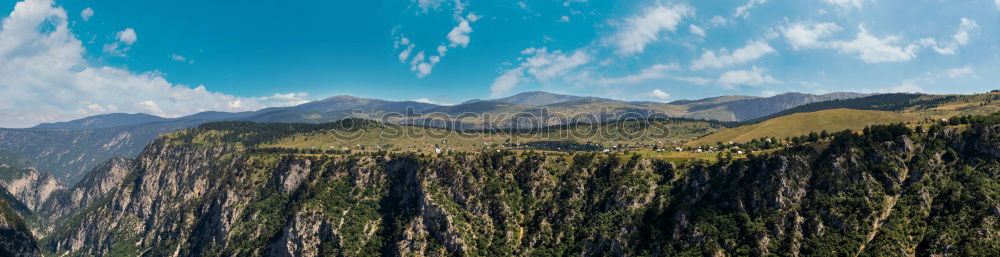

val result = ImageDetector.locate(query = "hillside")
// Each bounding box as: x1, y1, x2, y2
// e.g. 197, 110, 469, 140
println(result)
689, 109, 917, 146
680, 92, 869, 121
23, 112, 1000, 256
0, 91, 977, 192
748, 92, 1000, 123
161, 118, 727, 154
0, 120, 202, 185
0, 190, 41, 257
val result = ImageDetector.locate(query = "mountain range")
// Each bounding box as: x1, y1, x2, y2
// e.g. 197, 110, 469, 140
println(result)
1, 110, 997, 256
29, 91, 869, 131
1, 91, 867, 185
0, 90, 998, 256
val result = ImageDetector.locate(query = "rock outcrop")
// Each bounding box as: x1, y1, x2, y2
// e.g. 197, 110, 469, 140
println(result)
36, 122, 1000, 256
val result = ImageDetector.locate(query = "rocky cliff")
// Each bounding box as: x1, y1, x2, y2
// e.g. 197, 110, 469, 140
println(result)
0, 120, 199, 185
34, 116, 1000, 256
0, 169, 64, 215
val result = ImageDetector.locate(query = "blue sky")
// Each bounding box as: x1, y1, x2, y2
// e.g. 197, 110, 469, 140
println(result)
0, 0, 997, 127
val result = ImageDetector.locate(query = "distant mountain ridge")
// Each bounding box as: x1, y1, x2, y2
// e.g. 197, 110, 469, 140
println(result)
32, 113, 168, 130
10, 90, 875, 185
682, 92, 870, 121
31, 95, 443, 131
30, 91, 870, 131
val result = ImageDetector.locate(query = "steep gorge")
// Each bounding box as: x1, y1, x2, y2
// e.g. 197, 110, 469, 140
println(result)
32, 116, 1000, 256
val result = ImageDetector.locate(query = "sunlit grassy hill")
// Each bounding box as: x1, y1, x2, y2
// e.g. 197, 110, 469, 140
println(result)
688, 92, 1000, 146
688, 109, 917, 145
163, 118, 728, 154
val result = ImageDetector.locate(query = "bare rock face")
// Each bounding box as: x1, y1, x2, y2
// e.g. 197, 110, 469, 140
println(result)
0, 169, 64, 213
38, 157, 132, 223
36, 121, 1000, 256
275, 159, 312, 194
271, 209, 337, 257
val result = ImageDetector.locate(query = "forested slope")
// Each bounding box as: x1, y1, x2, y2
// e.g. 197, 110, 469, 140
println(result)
30, 113, 1000, 256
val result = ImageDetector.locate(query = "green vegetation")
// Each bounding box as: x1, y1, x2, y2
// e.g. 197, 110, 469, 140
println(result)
163, 118, 727, 156
34, 112, 1000, 256
0, 187, 40, 257
751, 92, 1000, 123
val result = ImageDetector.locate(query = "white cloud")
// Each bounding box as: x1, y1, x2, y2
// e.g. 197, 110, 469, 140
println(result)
833, 25, 920, 63
116, 28, 137, 45
595, 63, 679, 85
691, 40, 775, 70
884, 81, 925, 93
466, 12, 482, 22
408, 51, 437, 78
675, 76, 712, 85
398, 44, 415, 62
517, 2, 528, 10
559, 16, 571, 22
783, 22, 945, 63
932, 18, 979, 55
689, 24, 706, 37
520, 48, 590, 80
609, 4, 693, 55
953, 18, 977, 45
823, 0, 867, 10
259, 92, 311, 105
489, 47, 591, 97
761, 90, 778, 97
945, 66, 974, 78
80, 7, 92, 21
490, 67, 525, 97
415, 0, 447, 11
414, 63, 433, 77
0, 0, 308, 127
647, 89, 671, 100
734, 0, 768, 18
397, 11, 479, 78
170, 54, 193, 64
717, 66, 778, 88
709, 16, 728, 26
447, 19, 472, 47
411, 51, 425, 64
996, 0, 1000, 10
103, 28, 137, 56
781, 22, 842, 50
414, 98, 447, 105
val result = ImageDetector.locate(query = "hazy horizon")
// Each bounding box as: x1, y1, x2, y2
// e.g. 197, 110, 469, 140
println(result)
0, 0, 996, 127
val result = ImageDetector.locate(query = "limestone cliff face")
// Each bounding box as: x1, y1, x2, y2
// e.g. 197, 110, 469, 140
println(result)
40, 123, 1000, 256
0, 169, 64, 213
37, 157, 133, 227
0, 156, 133, 237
